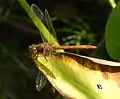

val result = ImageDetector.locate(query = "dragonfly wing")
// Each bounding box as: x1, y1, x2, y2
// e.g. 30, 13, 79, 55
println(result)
31, 4, 58, 42
36, 71, 47, 91
31, 4, 44, 20
31, 4, 46, 42
44, 9, 57, 40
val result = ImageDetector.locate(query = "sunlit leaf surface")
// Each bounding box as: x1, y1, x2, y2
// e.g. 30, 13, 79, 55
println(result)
34, 52, 120, 99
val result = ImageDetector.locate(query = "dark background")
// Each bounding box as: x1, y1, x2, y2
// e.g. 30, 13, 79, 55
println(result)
0, 0, 118, 99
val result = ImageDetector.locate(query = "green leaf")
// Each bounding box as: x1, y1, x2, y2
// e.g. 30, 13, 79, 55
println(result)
35, 52, 120, 99
105, 1, 120, 60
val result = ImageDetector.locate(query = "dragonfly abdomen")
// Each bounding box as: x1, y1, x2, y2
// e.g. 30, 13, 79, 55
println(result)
52, 45, 97, 50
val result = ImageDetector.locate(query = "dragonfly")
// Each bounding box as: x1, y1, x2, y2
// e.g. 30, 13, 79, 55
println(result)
30, 4, 97, 91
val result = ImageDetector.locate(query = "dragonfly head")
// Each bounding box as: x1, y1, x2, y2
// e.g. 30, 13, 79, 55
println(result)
28, 44, 38, 57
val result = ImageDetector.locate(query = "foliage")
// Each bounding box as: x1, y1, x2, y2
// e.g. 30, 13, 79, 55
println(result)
0, 0, 117, 99
105, 1, 120, 60
56, 17, 95, 46
17, 0, 120, 99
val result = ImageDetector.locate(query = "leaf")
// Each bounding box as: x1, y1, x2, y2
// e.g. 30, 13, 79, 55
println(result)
34, 52, 120, 99
105, 1, 120, 60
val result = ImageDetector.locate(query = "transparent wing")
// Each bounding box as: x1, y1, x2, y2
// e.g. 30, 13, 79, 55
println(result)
44, 9, 57, 40
31, 4, 57, 42
36, 71, 47, 91
31, 4, 44, 21
31, 4, 46, 42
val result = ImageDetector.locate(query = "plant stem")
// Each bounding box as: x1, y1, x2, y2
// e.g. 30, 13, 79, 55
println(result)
109, 0, 116, 8
17, 0, 60, 46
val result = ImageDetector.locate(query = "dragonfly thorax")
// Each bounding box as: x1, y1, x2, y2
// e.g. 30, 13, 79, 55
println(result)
29, 43, 56, 59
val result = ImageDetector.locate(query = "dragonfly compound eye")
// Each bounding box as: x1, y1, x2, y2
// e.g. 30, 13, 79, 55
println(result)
31, 44, 37, 49
29, 44, 37, 54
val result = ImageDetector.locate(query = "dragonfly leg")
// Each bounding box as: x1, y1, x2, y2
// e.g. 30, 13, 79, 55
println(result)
32, 52, 38, 59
